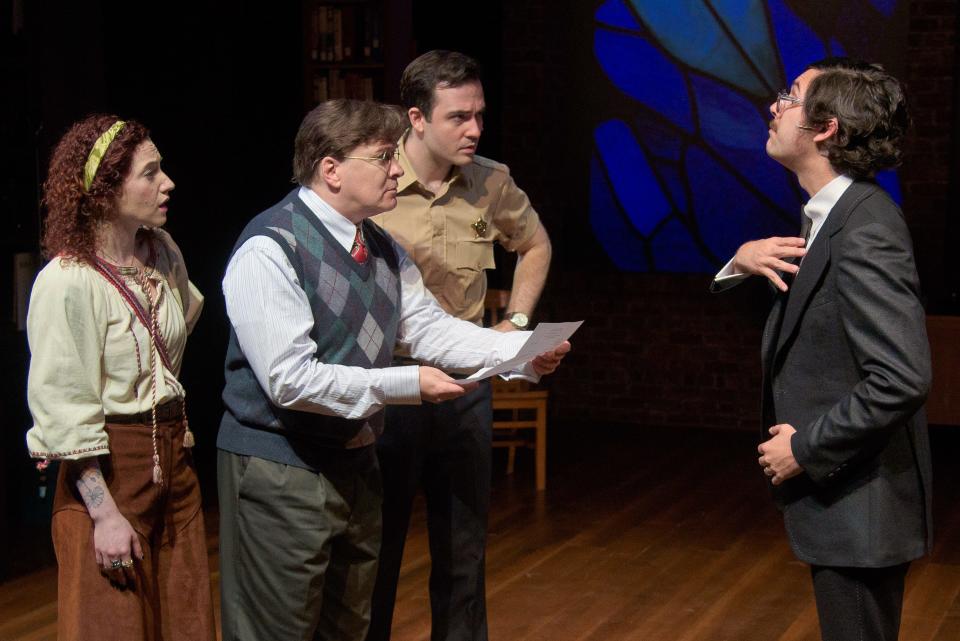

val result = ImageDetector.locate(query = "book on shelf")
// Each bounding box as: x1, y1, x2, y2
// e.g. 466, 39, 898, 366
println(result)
327, 7, 337, 61
311, 70, 376, 103
342, 6, 355, 61
324, 7, 335, 61
306, 1, 389, 105
308, 3, 382, 64
369, 7, 381, 59
312, 75, 329, 103
309, 6, 320, 60
362, 5, 381, 59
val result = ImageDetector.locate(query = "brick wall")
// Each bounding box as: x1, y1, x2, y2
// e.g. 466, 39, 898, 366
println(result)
901, 0, 957, 306
500, 1, 957, 430
536, 273, 769, 430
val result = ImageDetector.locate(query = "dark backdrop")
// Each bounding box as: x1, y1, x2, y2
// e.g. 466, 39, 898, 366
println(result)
0, 0, 306, 579
0, 0, 956, 580
0, 0, 517, 580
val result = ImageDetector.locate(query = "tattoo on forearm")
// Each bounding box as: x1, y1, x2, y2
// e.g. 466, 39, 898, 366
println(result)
82, 483, 105, 508
76, 467, 106, 510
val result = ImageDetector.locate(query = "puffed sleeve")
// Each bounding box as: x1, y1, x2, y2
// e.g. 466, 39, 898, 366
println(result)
25, 260, 111, 460
153, 228, 204, 334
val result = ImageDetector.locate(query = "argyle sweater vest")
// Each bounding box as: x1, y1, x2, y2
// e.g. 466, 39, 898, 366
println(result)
217, 189, 401, 470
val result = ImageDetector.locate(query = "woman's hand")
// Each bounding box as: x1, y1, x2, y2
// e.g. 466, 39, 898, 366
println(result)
92, 510, 143, 587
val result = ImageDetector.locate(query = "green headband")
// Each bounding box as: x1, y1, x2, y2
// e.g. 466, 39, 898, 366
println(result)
82, 120, 126, 192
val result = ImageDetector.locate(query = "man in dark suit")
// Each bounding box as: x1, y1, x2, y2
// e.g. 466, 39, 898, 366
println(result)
713, 58, 932, 641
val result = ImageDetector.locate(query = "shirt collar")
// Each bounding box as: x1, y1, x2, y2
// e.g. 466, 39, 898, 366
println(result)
397, 131, 467, 195
804, 174, 853, 227
297, 186, 357, 252
396, 134, 418, 193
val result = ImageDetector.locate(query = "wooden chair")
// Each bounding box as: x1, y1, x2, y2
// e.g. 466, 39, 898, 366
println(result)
484, 289, 548, 491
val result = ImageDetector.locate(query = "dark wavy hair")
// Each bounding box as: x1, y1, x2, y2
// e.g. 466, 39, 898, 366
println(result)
803, 58, 910, 179
400, 50, 482, 120
293, 99, 406, 185
41, 114, 151, 264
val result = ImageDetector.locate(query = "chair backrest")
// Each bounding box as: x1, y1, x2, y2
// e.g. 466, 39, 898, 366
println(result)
483, 293, 548, 489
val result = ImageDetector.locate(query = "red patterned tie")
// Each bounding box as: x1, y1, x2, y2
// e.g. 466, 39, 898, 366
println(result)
350, 225, 368, 263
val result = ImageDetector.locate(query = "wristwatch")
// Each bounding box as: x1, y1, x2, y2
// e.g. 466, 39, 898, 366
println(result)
505, 311, 529, 330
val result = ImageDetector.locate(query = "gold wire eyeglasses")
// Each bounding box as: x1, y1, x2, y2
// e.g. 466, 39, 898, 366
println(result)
343, 148, 401, 167
776, 90, 803, 112
776, 91, 819, 131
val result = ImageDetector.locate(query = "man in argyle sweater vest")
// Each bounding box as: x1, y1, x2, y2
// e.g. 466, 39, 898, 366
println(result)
217, 100, 569, 641
219, 190, 403, 461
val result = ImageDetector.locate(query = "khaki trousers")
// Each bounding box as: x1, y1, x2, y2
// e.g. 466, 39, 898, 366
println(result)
52, 418, 215, 641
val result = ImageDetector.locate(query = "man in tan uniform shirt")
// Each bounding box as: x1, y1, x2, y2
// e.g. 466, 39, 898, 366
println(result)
368, 51, 552, 641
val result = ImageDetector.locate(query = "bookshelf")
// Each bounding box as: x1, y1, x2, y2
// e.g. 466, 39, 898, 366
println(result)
302, 0, 412, 109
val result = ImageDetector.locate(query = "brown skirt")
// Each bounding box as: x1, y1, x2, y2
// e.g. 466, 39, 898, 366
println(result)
52, 416, 215, 641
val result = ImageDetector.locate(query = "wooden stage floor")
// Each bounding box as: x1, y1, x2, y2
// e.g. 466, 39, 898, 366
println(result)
2, 425, 958, 641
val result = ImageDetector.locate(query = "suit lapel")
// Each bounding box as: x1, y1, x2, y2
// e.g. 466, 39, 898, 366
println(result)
773, 181, 876, 359
775, 235, 829, 355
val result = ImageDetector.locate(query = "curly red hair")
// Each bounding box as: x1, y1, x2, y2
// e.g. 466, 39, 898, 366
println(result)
41, 114, 151, 264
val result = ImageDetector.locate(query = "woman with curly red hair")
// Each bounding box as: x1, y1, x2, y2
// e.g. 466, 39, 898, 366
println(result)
26, 114, 215, 640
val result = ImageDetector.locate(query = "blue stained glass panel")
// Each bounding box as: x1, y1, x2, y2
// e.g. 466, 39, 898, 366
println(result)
589, 155, 649, 271
875, 170, 902, 205
709, 0, 782, 90
595, 0, 641, 31
589, 0, 907, 273
690, 73, 768, 150
653, 162, 688, 213
650, 217, 717, 273
595, 119, 672, 237
629, 0, 775, 98
594, 29, 694, 132
633, 116, 684, 161
869, 0, 897, 17
713, 145, 799, 213
688, 146, 794, 260
829, 38, 846, 57
767, 0, 825, 89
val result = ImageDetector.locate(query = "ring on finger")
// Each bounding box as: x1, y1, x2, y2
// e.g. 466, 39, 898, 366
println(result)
120, 559, 134, 568
110, 559, 124, 569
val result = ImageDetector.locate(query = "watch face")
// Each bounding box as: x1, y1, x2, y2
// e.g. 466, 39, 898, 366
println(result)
509, 312, 529, 329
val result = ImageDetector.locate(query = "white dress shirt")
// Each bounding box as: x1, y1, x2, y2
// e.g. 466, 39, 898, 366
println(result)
713, 174, 854, 285
222, 186, 534, 422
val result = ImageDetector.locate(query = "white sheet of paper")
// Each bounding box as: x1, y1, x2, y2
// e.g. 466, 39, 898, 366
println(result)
460, 321, 583, 383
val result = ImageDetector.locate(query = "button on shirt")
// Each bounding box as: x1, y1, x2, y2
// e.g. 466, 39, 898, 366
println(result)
222, 187, 537, 437
372, 138, 541, 325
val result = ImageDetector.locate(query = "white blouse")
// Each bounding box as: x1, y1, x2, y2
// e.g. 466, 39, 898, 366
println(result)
26, 229, 203, 460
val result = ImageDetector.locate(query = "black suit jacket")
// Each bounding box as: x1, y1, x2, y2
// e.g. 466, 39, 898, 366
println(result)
733, 181, 932, 567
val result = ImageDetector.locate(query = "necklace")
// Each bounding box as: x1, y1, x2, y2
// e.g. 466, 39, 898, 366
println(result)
98, 247, 141, 276
98, 246, 156, 283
